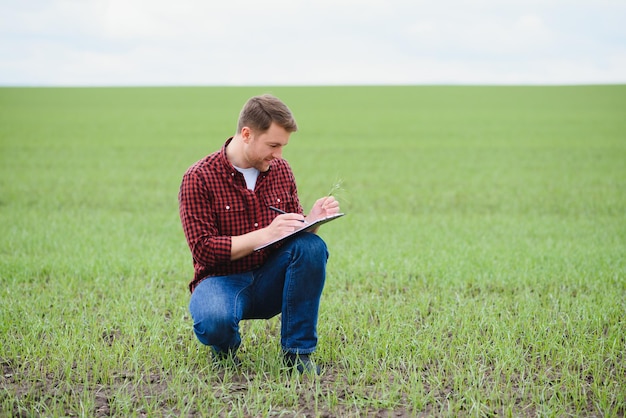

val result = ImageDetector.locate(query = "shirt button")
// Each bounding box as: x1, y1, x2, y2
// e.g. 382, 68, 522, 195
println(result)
277, 198, 281, 203
226, 205, 230, 210
254, 223, 258, 227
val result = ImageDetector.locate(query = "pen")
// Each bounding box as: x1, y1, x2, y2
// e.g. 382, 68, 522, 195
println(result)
269, 206, 306, 222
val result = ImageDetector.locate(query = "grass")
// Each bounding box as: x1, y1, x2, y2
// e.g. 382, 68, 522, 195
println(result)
1, 85, 625, 417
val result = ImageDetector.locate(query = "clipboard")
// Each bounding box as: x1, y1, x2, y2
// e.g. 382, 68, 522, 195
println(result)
254, 213, 345, 251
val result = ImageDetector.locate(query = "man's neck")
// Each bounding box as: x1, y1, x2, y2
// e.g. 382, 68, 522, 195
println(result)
225, 135, 249, 168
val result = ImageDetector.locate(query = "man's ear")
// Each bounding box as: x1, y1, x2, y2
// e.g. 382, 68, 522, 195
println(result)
241, 127, 252, 143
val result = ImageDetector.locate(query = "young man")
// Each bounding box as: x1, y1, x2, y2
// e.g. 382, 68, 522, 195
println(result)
178, 94, 340, 374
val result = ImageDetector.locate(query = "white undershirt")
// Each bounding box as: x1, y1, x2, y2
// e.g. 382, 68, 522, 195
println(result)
234, 165, 260, 190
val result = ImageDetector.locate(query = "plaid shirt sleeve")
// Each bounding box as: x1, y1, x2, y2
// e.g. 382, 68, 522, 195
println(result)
179, 166, 232, 269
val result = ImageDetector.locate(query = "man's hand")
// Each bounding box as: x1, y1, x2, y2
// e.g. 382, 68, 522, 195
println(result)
231, 212, 305, 261
307, 196, 341, 223
266, 213, 306, 241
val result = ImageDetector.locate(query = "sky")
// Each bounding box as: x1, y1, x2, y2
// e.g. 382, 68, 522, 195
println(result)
1, 0, 625, 86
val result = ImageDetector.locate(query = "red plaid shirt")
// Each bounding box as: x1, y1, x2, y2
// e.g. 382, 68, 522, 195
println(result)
179, 138, 303, 292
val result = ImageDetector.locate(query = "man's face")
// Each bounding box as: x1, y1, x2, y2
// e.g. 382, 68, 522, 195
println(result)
243, 122, 291, 172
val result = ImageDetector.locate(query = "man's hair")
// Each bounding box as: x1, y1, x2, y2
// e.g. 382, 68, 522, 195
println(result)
237, 94, 298, 134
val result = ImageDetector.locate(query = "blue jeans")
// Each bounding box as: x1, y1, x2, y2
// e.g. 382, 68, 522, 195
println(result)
189, 233, 329, 355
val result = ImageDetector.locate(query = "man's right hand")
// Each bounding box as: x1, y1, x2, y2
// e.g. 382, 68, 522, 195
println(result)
230, 213, 305, 261
266, 213, 306, 241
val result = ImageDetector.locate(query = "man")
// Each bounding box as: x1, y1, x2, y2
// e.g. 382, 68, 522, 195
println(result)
178, 94, 340, 374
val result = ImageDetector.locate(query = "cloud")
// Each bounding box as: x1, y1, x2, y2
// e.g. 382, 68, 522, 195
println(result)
1, 0, 625, 85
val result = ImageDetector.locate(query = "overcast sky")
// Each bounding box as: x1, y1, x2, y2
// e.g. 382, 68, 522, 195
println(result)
1, 0, 625, 86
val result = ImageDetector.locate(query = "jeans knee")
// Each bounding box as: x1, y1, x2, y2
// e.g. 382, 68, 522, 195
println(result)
192, 308, 235, 346
297, 233, 329, 259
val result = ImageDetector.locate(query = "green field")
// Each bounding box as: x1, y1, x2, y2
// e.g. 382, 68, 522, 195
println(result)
1, 85, 625, 417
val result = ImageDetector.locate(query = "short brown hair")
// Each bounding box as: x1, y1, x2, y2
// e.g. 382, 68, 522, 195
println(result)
237, 94, 298, 134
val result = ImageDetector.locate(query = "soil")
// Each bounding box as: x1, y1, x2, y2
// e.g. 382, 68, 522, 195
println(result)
1, 358, 415, 417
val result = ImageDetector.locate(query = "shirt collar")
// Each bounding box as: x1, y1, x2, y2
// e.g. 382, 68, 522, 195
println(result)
218, 137, 235, 172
